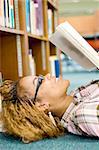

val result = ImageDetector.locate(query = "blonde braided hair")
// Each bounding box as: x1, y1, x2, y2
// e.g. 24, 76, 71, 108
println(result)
0, 79, 64, 143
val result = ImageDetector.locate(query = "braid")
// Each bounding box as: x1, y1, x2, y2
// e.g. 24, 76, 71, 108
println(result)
0, 80, 18, 102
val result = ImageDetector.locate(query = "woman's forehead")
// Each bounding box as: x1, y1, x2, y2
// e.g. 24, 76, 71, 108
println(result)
20, 76, 37, 87
17, 76, 37, 98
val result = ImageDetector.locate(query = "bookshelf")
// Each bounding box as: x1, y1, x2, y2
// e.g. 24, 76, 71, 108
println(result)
0, 0, 58, 81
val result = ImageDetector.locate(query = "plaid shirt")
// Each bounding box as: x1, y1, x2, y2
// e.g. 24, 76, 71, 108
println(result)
61, 82, 99, 137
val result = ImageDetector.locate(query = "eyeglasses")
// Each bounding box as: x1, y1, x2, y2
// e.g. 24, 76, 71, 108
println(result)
33, 75, 44, 104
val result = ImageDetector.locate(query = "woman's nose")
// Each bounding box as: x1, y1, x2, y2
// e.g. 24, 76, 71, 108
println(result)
44, 74, 51, 80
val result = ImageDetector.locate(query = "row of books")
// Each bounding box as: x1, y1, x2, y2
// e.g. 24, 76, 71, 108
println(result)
26, 0, 44, 36
0, 0, 55, 36
26, 0, 54, 36
0, 0, 15, 28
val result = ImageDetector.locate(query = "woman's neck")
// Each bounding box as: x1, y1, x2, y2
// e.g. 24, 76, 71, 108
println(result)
50, 95, 73, 118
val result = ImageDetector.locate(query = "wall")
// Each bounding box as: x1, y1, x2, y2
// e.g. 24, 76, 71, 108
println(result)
59, 10, 99, 36
59, 10, 99, 50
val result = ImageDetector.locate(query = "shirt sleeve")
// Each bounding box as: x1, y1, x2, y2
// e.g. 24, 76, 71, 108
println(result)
71, 98, 99, 137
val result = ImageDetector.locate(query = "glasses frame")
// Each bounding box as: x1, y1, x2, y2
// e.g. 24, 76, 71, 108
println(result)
33, 75, 44, 104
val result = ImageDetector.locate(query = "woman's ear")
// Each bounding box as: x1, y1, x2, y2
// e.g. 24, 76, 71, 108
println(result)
35, 100, 49, 113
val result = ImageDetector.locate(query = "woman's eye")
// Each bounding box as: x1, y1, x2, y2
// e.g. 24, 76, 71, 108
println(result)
33, 77, 38, 86
35, 79, 38, 86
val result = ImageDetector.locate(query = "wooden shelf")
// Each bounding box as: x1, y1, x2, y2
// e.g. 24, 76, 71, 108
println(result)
48, 0, 58, 10
28, 33, 48, 41
0, 26, 24, 35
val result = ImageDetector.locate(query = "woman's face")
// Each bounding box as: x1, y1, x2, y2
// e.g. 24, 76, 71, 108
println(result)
19, 74, 70, 106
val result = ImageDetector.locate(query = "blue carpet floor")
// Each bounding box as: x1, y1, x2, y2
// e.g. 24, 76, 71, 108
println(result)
0, 133, 99, 150
0, 71, 99, 150
62, 71, 99, 93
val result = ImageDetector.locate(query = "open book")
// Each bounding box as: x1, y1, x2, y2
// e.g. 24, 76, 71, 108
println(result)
49, 21, 99, 70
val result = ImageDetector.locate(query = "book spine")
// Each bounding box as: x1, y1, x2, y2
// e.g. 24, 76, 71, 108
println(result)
34, 1, 38, 35
35, 0, 44, 36
54, 10, 58, 30
30, 0, 33, 34
16, 35, 23, 77
55, 59, 60, 78
9, 0, 14, 28
30, 0, 36, 34
8, 0, 10, 27
50, 59, 55, 76
0, 0, 5, 27
49, 56, 60, 77
49, 56, 56, 76
47, 9, 53, 36
8, 0, 11, 27
14, 0, 19, 29
39, 0, 44, 36
4, 0, 6, 26
25, 0, 30, 32
5, 0, 9, 27
28, 49, 36, 76
41, 41, 46, 70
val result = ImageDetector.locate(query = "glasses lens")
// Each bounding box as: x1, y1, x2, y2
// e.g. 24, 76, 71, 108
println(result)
33, 75, 44, 103
38, 75, 44, 84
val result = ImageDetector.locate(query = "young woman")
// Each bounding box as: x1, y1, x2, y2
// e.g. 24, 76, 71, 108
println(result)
0, 74, 99, 143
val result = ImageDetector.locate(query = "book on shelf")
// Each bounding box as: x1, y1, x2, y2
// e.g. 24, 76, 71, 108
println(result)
48, 9, 53, 36
5, 0, 9, 27
54, 11, 58, 31
35, 0, 44, 36
49, 56, 60, 78
30, 0, 36, 34
25, 0, 44, 36
10, 0, 15, 28
49, 21, 99, 70
28, 49, 36, 76
0, 0, 5, 27
25, 0, 30, 32
41, 41, 46, 71
16, 35, 23, 77
14, 0, 19, 29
